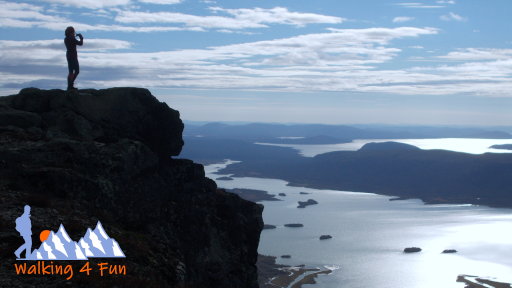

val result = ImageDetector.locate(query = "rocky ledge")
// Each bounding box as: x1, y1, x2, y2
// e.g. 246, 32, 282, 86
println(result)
0, 88, 263, 288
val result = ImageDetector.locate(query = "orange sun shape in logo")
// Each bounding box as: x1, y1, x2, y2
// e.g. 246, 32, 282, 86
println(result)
40, 230, 51, 242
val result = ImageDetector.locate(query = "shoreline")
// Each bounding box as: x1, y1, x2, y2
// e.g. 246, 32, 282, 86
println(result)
257, 255, 333, 288
457, 275, 512, 288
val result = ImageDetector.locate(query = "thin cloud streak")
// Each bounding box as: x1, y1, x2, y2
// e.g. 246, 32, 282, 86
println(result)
440, 12, 467, 22
115, 7, 344, 29
393, 16, 415, 23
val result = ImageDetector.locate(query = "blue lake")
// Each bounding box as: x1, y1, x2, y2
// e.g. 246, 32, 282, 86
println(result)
206, 161, 512, 288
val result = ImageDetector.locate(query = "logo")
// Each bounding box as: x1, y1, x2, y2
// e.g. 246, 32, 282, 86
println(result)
13, 205, 127, 280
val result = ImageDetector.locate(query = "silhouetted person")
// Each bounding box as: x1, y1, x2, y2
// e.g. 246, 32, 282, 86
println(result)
64, 26, 83, 91
14, 205, 32, 259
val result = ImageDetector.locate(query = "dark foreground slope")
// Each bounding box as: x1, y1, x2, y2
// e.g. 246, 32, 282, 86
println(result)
0, 88, 263, 288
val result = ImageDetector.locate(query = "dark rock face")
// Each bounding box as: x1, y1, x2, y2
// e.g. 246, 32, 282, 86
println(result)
403, 247, 422, 253
319, 235, 332, 240
0, 88, 263, 288
263, 224, 277, 230
442, 249, 457, 254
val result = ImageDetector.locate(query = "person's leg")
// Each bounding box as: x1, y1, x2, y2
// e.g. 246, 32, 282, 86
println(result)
73, 61, 80, 82
23, 235, 32, 259
67, 58, 74, 90
14, 243, 25, 258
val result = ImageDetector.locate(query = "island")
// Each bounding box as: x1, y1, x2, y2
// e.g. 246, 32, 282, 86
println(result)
284, 223, 304, 228
297, 199, 318, 208
490, 144, 512, 151
403, 247, 422, 253
319, 235, 333, 240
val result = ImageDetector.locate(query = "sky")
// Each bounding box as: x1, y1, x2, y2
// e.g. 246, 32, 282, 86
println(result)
1, 0, 511, 126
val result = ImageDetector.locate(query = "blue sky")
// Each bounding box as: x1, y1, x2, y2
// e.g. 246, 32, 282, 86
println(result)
1, 0, 511, 125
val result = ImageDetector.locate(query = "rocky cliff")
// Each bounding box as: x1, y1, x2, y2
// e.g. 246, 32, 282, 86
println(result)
0, 88, 263, 287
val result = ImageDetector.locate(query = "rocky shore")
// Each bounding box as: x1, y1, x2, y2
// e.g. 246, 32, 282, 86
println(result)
257, 255, 332, 288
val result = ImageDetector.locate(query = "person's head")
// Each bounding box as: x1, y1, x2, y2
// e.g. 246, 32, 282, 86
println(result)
65, 26, 75, 37
24, 205, 31, 216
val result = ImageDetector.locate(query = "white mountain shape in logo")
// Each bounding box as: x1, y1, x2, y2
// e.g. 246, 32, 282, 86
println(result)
31, 221, 125, 260
32, 224, 87, 260
79, 221, 125, 258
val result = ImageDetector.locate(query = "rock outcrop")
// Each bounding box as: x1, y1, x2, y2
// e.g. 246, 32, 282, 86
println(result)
0, 88, 263, 288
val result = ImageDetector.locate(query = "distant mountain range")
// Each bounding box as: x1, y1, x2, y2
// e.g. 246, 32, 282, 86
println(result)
184, 122, 512, 144
217, 142, 512, 208
31, 221, 125, 260
180, 124, 512, 208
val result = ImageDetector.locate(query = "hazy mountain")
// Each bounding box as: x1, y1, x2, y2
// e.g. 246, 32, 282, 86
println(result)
184, 122, 512, 144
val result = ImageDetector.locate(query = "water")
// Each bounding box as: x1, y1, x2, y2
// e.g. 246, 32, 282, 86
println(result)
205, 161, 512, 288
257, 138, 512, 157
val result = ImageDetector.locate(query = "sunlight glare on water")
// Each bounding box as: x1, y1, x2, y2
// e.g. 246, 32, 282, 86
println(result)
205, 160, 512, 288
256, 138, 512, 157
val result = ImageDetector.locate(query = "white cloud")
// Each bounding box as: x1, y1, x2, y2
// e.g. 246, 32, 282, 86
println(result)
0, 1, 204, 33
115, 7, 344, 29
138, 0, 182, 4
438, 48, 512, 61
395, 2, 444, 8
0, 27, 441, 93
0, 1, 66, 23
440, 12, 467, 22
115, 11, 268, 29
3, 25, 511, 98
0, 38, 131, 54
209, 7, 344, 27
393, 16, 414, 23
40, 0, 130, 9
437, 0, 455, 4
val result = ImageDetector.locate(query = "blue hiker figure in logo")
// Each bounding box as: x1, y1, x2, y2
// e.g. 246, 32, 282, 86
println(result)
14, 205, 33, 259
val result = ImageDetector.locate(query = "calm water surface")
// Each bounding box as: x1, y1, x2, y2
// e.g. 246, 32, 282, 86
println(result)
206, 161, 512, 288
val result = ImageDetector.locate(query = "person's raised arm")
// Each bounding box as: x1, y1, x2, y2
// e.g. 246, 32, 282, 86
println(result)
76, 33, 83, 46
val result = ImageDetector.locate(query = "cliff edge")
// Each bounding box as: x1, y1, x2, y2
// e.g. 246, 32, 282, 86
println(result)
0, 88, 263, 287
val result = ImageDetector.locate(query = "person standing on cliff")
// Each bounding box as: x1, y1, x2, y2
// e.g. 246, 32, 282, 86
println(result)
64, 26, 83, 91
14, 205, 33, 259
